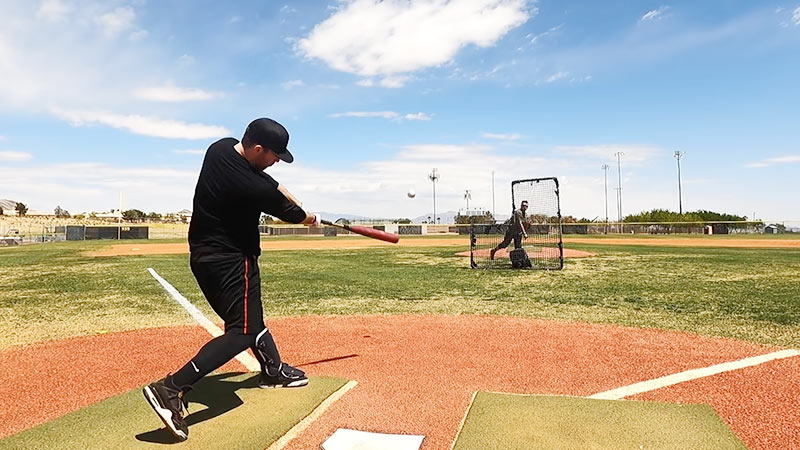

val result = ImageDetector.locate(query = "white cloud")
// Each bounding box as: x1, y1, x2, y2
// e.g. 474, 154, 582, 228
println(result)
128, 29, 148, 42
0, 140, 682, 219
745, 155, 800, 168
95, 6, 136, 38
793, 6, 800, 25
267, 141, 592, 218
641, 6, 669, 22
0, 162, 197, 213
527, 24, 563, 46
282, 80, 305, 90
37, 0, 71, 22
555, 145, 663, 165
482, 132, 523, 140
50, 108, 230, 140
172, 149, 206, 155
0, 2, 156, 111
177, 54, 196, 65
0, 151, 33, 162
404, 112, 432, 121
379, 76, 409, 88
298, 0, 531, 78
134, 85, 221, 102
330, 111, 432, 121
544, 71, 569, 83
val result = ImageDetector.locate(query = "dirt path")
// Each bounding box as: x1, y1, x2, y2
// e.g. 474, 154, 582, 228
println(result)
85, 236, 800, 257
2, 316, 797, 449
86, 237, 468, 256
564, 237, 800, 248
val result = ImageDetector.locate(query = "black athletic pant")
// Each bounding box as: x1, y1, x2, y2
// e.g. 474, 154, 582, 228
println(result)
496, 228, 523, 250
169, 253, 267, 388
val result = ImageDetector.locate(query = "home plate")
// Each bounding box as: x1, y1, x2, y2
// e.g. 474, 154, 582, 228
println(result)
321, 428, 424, 450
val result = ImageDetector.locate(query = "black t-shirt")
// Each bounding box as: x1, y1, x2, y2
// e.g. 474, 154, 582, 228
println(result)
188, 137, 306, 256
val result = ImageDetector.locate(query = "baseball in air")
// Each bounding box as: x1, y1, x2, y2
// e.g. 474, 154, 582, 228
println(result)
407, 189, 416, 198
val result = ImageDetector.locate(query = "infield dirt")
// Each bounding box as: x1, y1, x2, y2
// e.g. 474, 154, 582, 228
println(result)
2, 315, 797, 449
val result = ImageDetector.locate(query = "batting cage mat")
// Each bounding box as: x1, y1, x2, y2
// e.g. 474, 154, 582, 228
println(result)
470, 177, 563, 270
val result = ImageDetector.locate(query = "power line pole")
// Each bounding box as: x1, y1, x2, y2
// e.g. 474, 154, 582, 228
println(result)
674, 151, 684, 215
428, 168, 439, 225
601, 164, 609, 234
614, 152, 624, 230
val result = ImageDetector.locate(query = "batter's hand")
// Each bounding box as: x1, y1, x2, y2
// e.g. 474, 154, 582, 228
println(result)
310, 213, 322, 227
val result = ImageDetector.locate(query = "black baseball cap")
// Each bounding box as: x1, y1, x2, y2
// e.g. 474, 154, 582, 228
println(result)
243, 118, 294, 163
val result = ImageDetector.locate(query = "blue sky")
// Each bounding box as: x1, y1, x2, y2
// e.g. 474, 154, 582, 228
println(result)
1, 0, 798, 223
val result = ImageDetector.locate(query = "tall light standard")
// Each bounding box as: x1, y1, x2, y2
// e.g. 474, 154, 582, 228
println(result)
428, 168, 439, 225
614, 152, 624, 230
674, 151, 684, 215
464, 189, 471, 211
491, 171, 496, 222
601, 164, 610, 234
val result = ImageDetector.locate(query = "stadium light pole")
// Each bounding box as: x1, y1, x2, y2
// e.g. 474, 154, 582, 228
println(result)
464, 189, 471, 212
491, 171, 496, 222
674, 151, 684, 215
601, 164, 610, 234
429, 168, 439, 226
614, 152, 624, 230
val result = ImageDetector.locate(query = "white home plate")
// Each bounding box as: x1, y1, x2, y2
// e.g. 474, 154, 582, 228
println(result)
321, 429, 424, 450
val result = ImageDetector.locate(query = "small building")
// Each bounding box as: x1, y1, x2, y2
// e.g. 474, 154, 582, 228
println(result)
764, 225, 779, 234
25, 209, 54, 218
95, 210, 123, 221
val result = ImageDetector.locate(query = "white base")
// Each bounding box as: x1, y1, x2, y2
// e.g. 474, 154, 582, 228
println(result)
321, 428, 424, 450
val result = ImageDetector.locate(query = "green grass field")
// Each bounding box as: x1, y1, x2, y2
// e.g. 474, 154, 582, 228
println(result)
1, 237, 799, 350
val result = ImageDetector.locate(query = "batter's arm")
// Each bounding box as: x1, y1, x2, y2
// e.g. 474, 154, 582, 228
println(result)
277, 184, 318, 225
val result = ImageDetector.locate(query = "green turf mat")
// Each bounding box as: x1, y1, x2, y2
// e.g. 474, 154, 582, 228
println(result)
452, 392, 747, 450
0, 373, 348, 450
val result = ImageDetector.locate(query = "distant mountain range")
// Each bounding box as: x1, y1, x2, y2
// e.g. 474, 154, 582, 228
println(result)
316, 211, 463, 224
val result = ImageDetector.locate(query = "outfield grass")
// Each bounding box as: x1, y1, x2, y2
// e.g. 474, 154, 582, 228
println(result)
1, 238, 798, 350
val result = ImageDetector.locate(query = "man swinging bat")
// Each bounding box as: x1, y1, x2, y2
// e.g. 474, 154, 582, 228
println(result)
143, 117, 320, 441
490, 200, 529, 260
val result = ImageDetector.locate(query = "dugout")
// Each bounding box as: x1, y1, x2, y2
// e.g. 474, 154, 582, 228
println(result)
709, 224, 729, 235
83, 226, 149, 240
398, 225, 422, 235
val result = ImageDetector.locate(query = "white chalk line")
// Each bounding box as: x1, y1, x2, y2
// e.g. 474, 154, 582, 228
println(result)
149, 267, 799, 443
589, 348, 800, 400
266, 380, 359, 450
448, 349, 799, 448
147, 268, 260, 371
148, 267, 357, 448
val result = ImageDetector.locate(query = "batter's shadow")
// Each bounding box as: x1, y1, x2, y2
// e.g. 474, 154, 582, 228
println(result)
135, 371, 258, 444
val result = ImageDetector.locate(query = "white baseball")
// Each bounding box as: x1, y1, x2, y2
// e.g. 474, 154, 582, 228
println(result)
407, 189, 416, 198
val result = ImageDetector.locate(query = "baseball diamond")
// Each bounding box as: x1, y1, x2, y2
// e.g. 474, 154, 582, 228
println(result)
1, 235, 799, 449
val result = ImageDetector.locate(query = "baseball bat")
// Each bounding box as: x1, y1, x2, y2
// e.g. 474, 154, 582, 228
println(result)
321, 220, 399, 244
